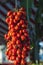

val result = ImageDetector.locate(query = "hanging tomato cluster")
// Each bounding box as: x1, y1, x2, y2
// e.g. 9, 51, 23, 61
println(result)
4, 7, 30, 65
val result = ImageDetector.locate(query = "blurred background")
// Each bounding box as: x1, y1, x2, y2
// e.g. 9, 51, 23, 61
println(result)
0, 0, 43, 64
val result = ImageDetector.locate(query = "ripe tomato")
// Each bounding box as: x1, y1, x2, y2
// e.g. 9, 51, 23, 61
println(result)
18, 54, 21, 59
12, 32, 16, 36
8, 50, 12, 56
15, 25, 19, 31
16, 57, 20, 63
7, 11, 13, 16
27, 46, 30, 51
21, 35, 26, 41
13, 44, 17, 49
10, 56, 16, 61
20, 20, 24, 25
13, 19, 17, 24
17, 11, 22, 17
6, 18, 10, 24
24, 32, 28, 37
17, 33, 20, 38
10, 24, 14, 28
21, 59, 26, 65
19, 30, 23, 35
15, 15, 20, 21
18, 44, 22, 49
16, 40, 21, 45
22, 24, 27, 29
14, 60, 19, 65
17, 49, 21, 54
17, 22, 21, 28
13, 12, 17, 16
23, 29, 27, 33
7, 43, 12, 49
23, 46, 27, 52
12, 36, 17, 42
9, 14, 14, 19
22, 54, 26, 59
11, 28, 15, 32
12, 48, 17, 55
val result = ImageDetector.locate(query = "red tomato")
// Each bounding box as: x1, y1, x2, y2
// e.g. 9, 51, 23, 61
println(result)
12, 36, 17, 42
17, 22, 21, 28
24, 32, 28, 37
16, 40, 21, 45
11, 28, 15, 32
18, 54, 21, 59
12, 32, 16, 36
16, 57, 20, 63
22, 54, 26, 59
23, 29, 27, 33
17, 11, 22, 17
21, 35, 26, 41
23, 47, 27, 52
13, 44, 17, 49
6, 18, 10, 24
10, 56, 16, 61
20, 20, 24, 25
15, 25, 19, 31
14, 60, 19, 65
18, 44, 22, 49
17, 49, 21, 54
9, 14, 14, 19
13, 19, 17, 24
15, 15, 20, 21
22, 24, 27, 28
8, 50, 12, 56
13, 12, 17, 16
17, 33, 20, 38
19, 30, 23, 35
12, 49, 17, 54
10, 24, 14, 28
7, 11, 13, 16
21, 59, 26, 65
27, 46, 30, 51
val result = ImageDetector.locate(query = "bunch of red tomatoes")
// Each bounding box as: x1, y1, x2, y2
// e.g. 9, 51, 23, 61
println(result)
4, 7, 30, 65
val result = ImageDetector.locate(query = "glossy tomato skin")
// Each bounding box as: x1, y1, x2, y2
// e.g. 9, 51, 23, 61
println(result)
17, 11, 22, 17
7, 11, 13, 16
21, 35, 26, 41
10, 56, 16, 61
15, 15, 20, 21
17, 49, 21, 55
16, 40, 21, 45
21, 59, 26, 65
14, 59, 20, 65
6, 18, 10, 24
18, 54, 21, 59
13, 12, 17, 16
16, 57, 21, 63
